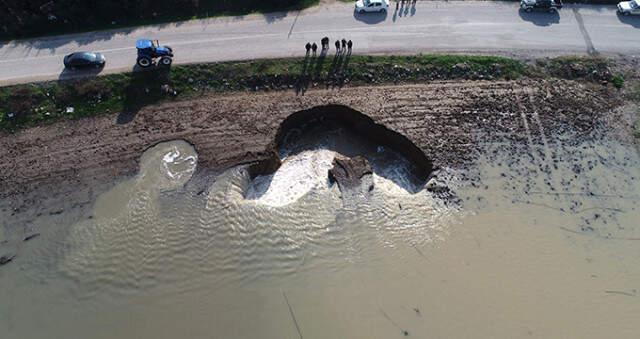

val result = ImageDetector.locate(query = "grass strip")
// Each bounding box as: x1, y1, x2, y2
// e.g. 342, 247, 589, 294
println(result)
0, 54, 614, 132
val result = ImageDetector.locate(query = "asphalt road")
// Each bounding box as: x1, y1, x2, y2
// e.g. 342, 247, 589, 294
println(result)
1, 1, 639, 85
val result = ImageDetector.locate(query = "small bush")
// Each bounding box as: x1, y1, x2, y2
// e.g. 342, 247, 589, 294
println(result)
612, 74, 625, 89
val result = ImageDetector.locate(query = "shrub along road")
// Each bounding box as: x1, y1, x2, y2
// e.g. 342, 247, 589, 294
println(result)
0, 1, 639, 86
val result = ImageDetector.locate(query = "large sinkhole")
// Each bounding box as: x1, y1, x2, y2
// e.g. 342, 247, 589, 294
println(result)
246, 105, 434, 205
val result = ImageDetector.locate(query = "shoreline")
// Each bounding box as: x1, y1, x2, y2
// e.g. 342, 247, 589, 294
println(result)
0, 78, 623, 224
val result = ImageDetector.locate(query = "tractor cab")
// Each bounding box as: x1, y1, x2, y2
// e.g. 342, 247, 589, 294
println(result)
135, 39, 174, 68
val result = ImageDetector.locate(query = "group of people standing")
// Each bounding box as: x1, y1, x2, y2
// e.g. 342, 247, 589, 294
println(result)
305, 37, 353, 55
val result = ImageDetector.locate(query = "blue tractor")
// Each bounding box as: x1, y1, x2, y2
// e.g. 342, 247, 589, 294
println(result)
136, 39, 174, 68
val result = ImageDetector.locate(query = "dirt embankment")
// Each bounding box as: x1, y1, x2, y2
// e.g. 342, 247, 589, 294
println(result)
0, 78, 620, 216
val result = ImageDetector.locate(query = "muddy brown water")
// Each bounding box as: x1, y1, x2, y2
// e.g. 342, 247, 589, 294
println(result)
1, 132, 639, 338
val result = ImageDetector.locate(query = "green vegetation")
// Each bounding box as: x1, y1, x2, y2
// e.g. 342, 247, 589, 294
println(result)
0, 54, 624, 132
1, 0, 319, 40
612, 74, 625, 89
0, 54, 526, 131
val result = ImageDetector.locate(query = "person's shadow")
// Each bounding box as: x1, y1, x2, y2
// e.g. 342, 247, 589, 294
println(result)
296, 55, 312, 95
393, 1, 416, 22
617, 12, 640, 28
353, 10, 388, 24
518, 9, 560, 27
313, 51, 326, 78
393, 3, 400, 22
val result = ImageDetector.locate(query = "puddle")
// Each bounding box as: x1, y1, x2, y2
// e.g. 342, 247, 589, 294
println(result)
140, 140, 198, 190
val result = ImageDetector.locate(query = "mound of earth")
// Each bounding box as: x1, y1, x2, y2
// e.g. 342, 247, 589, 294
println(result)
328, 156, 373, 191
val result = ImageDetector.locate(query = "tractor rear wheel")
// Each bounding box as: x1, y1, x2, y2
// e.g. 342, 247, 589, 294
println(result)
137, 57, 152, 68
159, 57, 173, 67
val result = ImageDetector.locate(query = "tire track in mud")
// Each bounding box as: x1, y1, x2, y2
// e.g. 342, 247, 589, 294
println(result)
525, 87, 563, 192
515, 91, 546, 177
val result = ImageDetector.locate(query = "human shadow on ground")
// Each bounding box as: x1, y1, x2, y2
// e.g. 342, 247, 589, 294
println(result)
296, 44, 353, 95
393, 0, 417, 21
518, 9, 560, 26
295, 53, 313, 95
313, 48, 328, 78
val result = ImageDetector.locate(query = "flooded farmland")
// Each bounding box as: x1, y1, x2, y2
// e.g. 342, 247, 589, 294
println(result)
0, 72, 639, 339
1, 127, 639, 339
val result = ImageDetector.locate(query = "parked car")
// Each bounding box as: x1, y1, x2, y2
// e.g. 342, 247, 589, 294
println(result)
63, 52, 106, 69
618, 0, 640, 15
355, 0, 390, 14
520, 0, 563, 13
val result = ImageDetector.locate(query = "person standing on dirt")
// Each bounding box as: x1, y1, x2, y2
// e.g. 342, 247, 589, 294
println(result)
347, 40, 353, 53
335, 40, 341, 53
305, 42, 311, 56
311, 42, 318, 56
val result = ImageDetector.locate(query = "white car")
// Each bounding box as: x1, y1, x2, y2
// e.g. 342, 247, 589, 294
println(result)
618, 0, 640, 15
355, 0, 390, 14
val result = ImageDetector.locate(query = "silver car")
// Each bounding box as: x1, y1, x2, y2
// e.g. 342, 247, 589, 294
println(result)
355, 0, 390, 14
618, 0, 640, 15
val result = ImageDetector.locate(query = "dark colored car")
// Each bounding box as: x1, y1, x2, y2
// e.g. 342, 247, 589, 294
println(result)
63, 52, 106, 69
